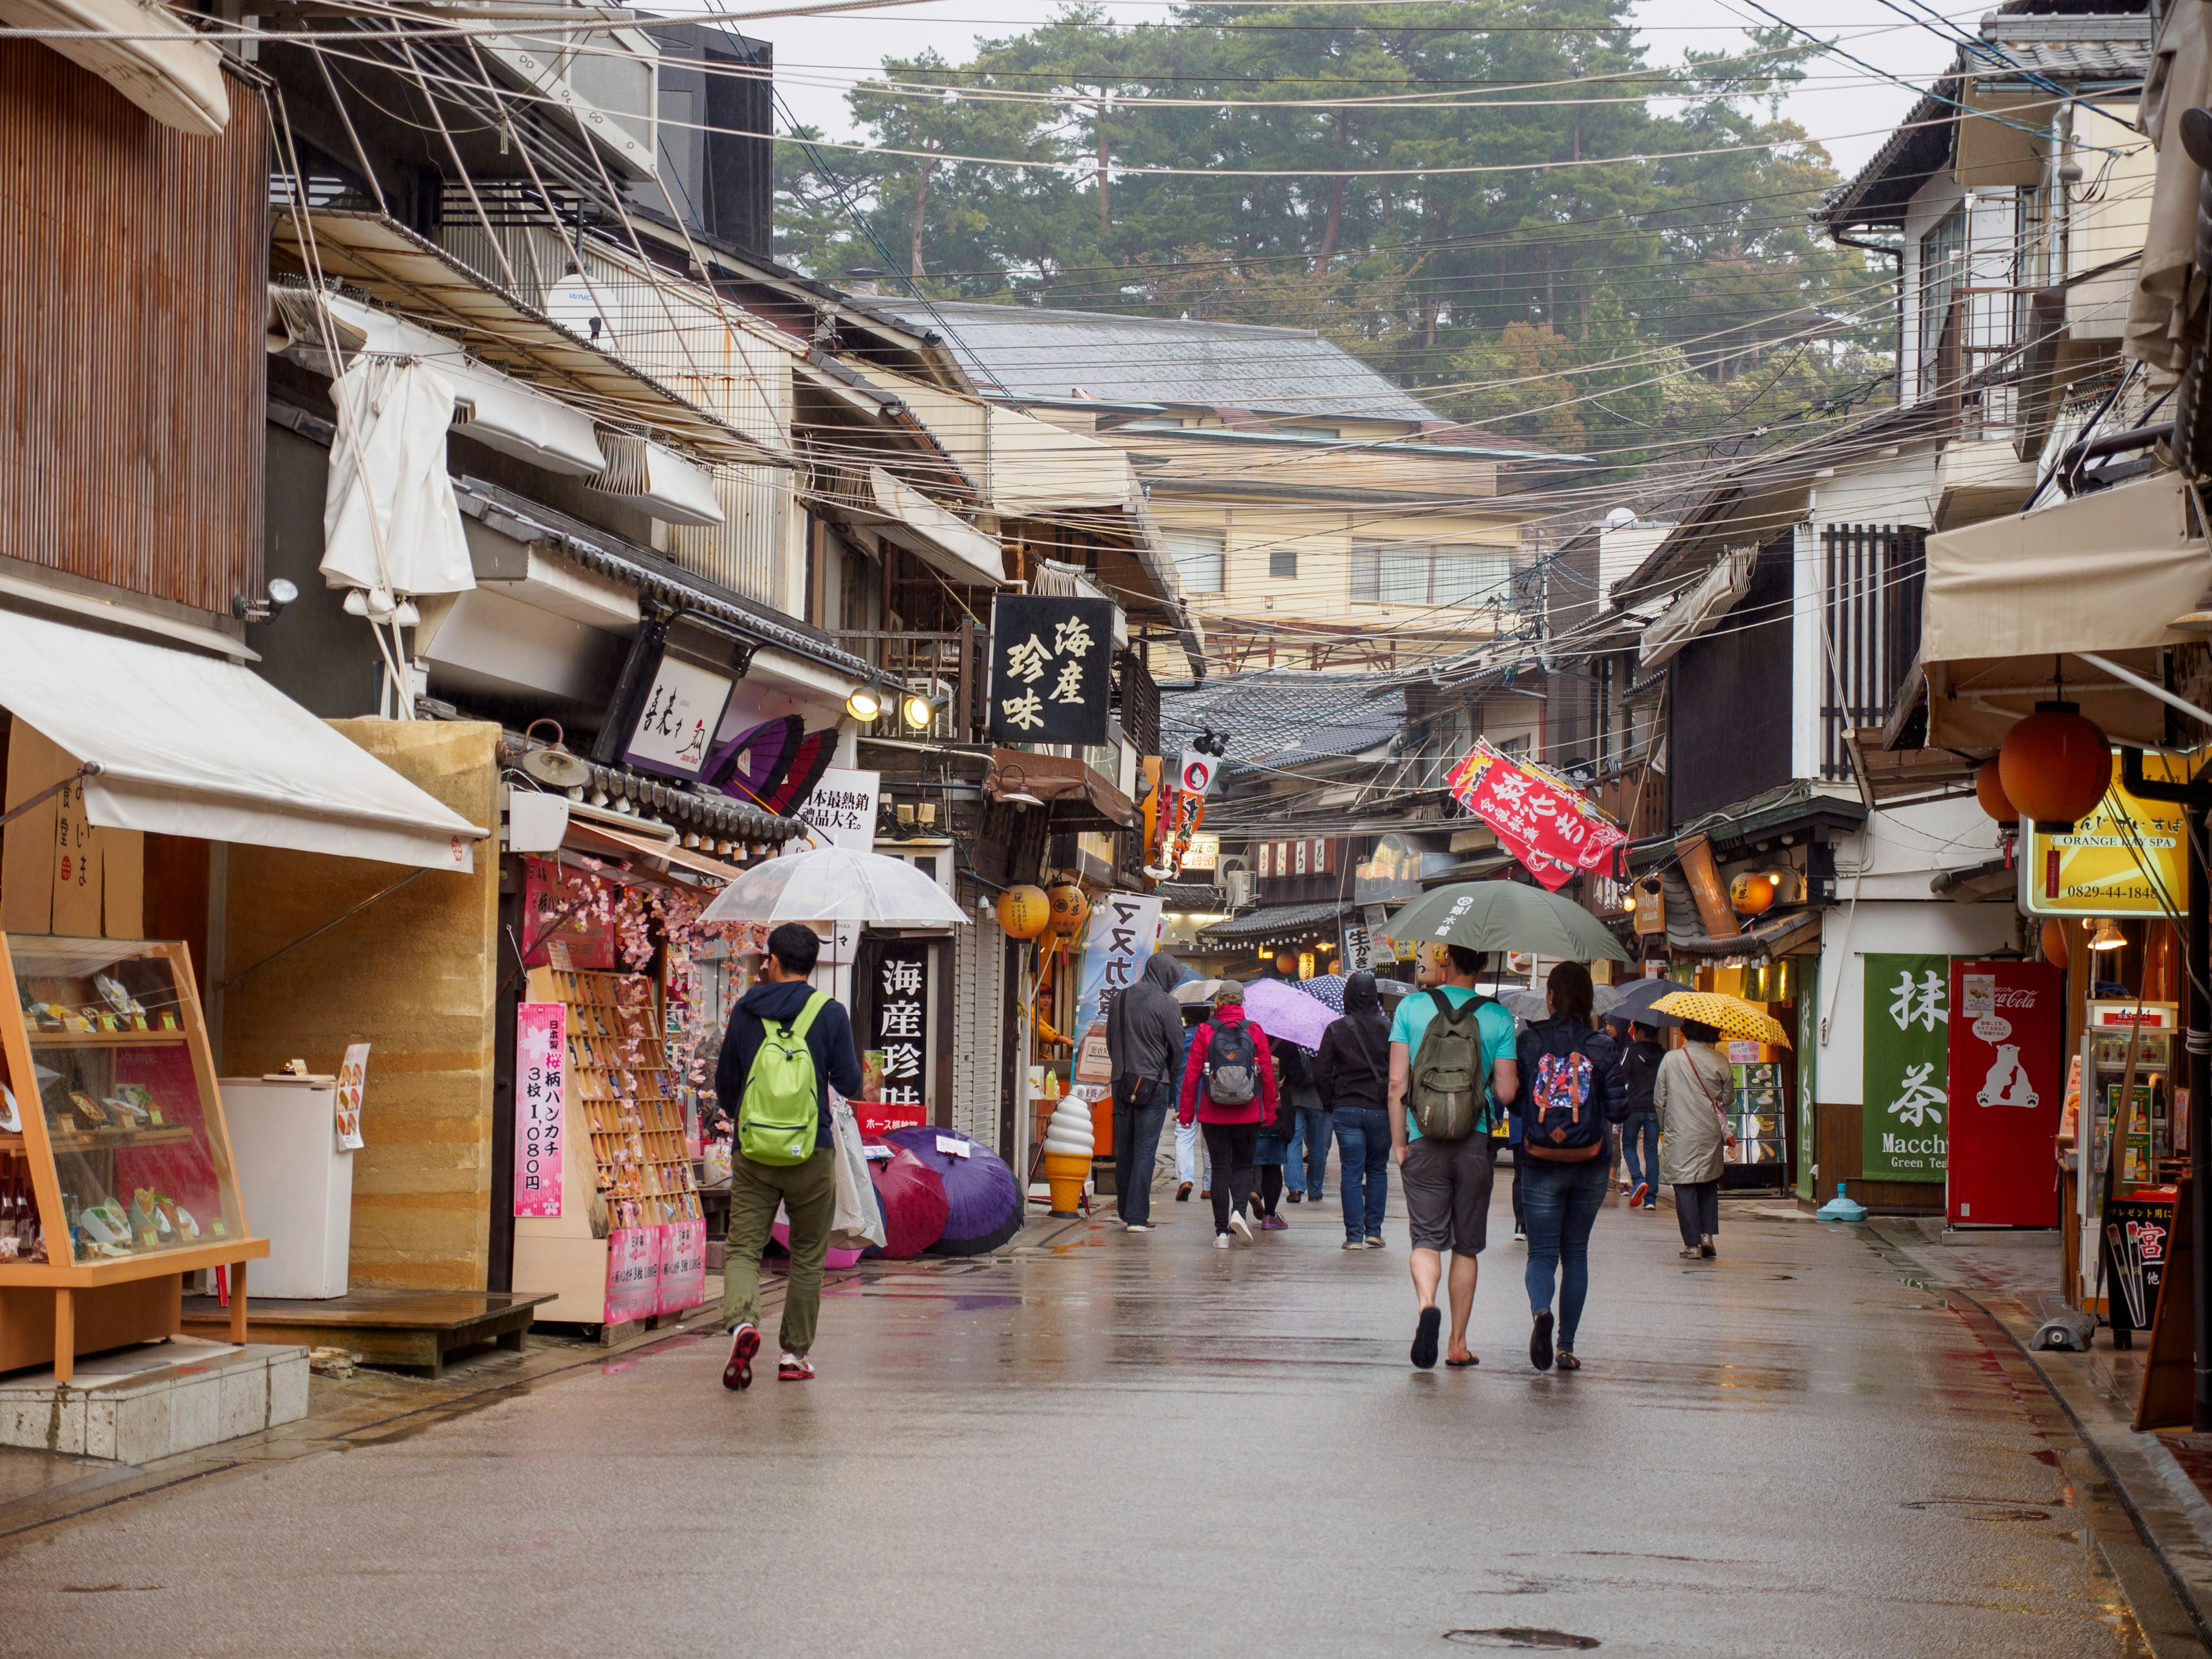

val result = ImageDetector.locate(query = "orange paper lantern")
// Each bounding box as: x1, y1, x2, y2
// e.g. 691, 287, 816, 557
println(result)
2040, 918, 2070, 971
1998, 700, 2109, 830
1046, 882, 1090, 936
995, 885, 1051, 940
1729, 872, 1777, 916
1974, 759, 2017, 825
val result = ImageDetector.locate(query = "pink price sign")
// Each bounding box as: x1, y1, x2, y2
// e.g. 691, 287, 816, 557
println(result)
603, 1226, 661, 1323
514, 1003, 566, 1218
657, 1219, 709, 1316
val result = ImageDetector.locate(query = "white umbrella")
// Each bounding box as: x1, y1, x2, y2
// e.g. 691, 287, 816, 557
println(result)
699, 846, 970, 927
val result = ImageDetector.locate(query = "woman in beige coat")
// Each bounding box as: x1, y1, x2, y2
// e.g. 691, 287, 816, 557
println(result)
1653, 1019, 1736, 1260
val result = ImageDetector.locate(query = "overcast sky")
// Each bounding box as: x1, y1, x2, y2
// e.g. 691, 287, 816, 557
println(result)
711, 0, 1969, 177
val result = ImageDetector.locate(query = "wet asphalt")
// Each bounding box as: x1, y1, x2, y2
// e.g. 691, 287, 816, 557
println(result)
0, 1177, 2161, 1658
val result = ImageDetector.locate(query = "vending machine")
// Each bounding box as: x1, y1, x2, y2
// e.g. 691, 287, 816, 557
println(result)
1944, 961, 2063, 1229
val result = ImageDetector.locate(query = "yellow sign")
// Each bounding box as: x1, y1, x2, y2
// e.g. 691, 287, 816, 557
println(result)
2022, 754, 2190, 916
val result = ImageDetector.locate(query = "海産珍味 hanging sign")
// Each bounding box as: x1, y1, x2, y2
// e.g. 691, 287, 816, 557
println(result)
1445, 742, 1627, 891
987, 595, 1115, 745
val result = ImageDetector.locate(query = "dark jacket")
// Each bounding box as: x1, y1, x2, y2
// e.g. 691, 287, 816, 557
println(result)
1178, 1003, 1281, 1127
1106, 950, 1187, 1089
1513, 1014, 1616, 1147
1267, 1043, 1319, 1137
715, 978, 864, 1152
1313, 973, 1391, 1113
1613, 1035, 1665, 1122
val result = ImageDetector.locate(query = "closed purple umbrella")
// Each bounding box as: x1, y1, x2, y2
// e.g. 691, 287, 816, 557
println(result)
886, 1127, 1024, 1256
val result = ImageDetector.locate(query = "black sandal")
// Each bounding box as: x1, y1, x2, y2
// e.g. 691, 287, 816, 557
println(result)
1556, 1351, 1581, 1372
1445, 1353, 1480, 1369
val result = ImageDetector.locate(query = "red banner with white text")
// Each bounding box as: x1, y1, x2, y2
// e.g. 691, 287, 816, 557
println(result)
1445, 743, 1628, 891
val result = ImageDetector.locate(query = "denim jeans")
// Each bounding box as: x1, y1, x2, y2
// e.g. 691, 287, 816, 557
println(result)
1521, 1154, 1611, 1351
1619, 1113, 1660, 1198
1112, 1098, 1171, 1225
1285, 1105, 1330, 1196
1331, 1107, 1391, 1242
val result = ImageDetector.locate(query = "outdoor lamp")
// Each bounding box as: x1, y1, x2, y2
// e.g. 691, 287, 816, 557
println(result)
903, 691, 938, 729
846, 686, 884, 721
2089, 918, 2127, 952
231, 577, 298, 623
1998, 699, 2109, 831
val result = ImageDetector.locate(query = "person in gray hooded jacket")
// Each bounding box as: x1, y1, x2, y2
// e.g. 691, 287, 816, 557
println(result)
1106, 950, 1188, 1229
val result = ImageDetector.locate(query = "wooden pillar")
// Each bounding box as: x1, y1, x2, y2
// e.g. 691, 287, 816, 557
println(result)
53, 1287, 73, 1384
229, 1261, 248, 1345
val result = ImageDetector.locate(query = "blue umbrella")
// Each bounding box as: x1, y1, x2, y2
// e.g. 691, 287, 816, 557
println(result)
1297, 973, 1348, 1014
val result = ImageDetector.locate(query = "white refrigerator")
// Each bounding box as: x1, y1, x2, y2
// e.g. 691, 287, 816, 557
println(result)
219, 1078, 354, 1298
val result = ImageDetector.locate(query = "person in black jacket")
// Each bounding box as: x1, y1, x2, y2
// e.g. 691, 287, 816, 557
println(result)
1313, 971, 1393, 1249
1515, 963, 1616, 1373
1607, 1017, 1665, 1211
1105, 950, 1187, 1231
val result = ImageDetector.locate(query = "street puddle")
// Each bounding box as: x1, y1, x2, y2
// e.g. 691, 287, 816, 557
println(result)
1445, 1630, 1600, 1650
1903, 1497, 2055, 1522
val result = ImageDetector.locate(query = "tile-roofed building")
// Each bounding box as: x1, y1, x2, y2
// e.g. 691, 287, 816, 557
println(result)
1162, 669, 1405, 779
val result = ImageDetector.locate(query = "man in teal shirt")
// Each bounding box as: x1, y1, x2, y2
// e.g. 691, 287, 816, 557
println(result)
1389, 942, 1518, 1369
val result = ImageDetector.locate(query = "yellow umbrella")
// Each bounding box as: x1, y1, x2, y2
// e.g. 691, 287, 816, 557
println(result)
1650, 990, 1793, 1048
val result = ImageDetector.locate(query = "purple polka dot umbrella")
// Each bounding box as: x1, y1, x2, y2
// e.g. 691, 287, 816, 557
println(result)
885, 1127, 1024, 1256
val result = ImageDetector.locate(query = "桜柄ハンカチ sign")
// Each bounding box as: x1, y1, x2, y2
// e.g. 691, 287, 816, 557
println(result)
514, 1003, 565, 1217
987, 595, 1115, 745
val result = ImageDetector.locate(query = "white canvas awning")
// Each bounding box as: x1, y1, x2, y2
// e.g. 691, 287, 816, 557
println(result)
868, 467, 1008, 588
0, 0, 228, 137
1638, 546, 1757, 669
1916, 471, 2212, 747
0, 610, 486, 872
986, 407, 1134, 514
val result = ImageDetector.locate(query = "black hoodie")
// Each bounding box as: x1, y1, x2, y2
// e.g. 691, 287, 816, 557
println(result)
1312, 972, 1391, 1113
714, 978, 865, 1152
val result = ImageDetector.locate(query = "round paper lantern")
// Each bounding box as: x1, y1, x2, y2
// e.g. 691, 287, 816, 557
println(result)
1998, 700, 2109, 830
2040, 918, 2070, 971
1729, 872, 1777, 916
1974, 759, 2017, 825
995, 884, 1051, 940
1046, 881, 1090, 936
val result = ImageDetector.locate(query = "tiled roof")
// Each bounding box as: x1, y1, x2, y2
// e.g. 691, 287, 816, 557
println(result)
1161, 670, 1406, 777
1198, 899, 1354, 945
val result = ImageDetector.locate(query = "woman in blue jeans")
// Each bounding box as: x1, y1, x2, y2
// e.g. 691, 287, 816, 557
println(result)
1514, 963, 1617, 1372
1312, 971, 1393, 1248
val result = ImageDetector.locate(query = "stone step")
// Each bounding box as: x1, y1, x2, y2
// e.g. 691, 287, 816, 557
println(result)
0, 1339, 308, 1465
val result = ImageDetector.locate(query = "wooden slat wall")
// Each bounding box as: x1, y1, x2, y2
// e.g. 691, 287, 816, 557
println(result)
0, 44, 265, 615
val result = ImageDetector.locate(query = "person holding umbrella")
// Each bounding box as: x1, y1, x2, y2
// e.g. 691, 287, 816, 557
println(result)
1647, 990, 1791, 1258
1178, 983, 1281, 1246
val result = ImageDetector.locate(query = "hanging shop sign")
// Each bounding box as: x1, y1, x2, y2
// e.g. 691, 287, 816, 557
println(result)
793, 766, 880, 850
623, 649, 737, 781
2021, 752, 2189, 917
1073, 893, 1164, 1084
1353, 834, 1426, 906
514, 1003, 566, 1218
986, 594, 1115, 745
1341, 916, 1373, 972
521, 855, 616, 969
1945, 960, 2062, 1227
1182, 832, 1220, 872
1179, 749, 1219, 796
1445, 741, 1627, 892
1794, 962, 1818, 1203
1862, 953, 1953, 1184
871, 942, 931, 1109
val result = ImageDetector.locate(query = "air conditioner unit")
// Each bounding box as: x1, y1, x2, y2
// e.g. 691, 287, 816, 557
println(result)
1224, 869, 1255, 910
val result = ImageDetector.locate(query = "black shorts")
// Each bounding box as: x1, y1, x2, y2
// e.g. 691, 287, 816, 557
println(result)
1401, 1134, 1497, 1255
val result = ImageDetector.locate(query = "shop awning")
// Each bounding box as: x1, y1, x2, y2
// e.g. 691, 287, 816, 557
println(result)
985, 407, 1135, 513
986, 748, 1136, 829
564, 817, 745, 883
1639, 546, 1756, 669
0, 0, 229, 137
869, 468, 1009, 588
0, 610, 486, 872
1197, 899, 1353, 948
1911, 472, 2210, 747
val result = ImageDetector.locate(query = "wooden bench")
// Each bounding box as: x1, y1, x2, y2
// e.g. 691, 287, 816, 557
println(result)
180, 1289, 556, 1377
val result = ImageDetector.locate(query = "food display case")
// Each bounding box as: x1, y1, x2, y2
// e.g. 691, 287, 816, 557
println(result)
0, 935, 266, 1379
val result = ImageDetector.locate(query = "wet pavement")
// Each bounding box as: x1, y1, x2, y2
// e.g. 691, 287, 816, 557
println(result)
0, 1180, 2182, 1657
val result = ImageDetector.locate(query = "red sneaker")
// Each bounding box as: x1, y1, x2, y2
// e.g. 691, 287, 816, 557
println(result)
1629, 1181, 1649, 1209
722, 1324, 759, 1391
778, 1353, 815, 1382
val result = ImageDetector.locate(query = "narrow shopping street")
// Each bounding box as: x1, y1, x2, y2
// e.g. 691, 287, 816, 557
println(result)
0, 1185, 2167, 1658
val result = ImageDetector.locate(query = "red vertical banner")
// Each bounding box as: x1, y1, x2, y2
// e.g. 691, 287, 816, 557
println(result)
1946, 960, 2064, 1227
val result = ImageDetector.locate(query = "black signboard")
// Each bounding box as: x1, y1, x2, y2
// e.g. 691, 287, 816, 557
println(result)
2107, 1192, 2176, 1348
986, 595, 1115, 746
870, 942, 931, 1109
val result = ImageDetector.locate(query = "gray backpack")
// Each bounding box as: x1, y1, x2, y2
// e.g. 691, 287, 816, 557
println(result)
1408, 988, 1491, 1142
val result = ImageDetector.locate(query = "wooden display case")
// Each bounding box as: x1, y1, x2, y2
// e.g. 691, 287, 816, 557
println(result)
0, 935, 266, 1380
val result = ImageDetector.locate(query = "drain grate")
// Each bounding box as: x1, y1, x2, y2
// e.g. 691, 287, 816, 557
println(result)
1445, 1631, 1601, 1650
1903, 1498, 2053, 1522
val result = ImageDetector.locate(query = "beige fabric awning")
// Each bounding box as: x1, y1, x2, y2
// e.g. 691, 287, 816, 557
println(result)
1916, 472, 2211, 747
868, 468, 1008, 588
986, 407, 1133, 513
2127, 0, 2210, 377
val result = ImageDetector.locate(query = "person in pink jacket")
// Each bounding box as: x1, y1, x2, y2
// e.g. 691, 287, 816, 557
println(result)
1179, 984, 1280, 1247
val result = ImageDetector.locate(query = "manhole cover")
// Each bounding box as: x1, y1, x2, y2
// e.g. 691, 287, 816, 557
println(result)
1903, 1498, 2052, 1522
1445, 1631, 1601, 1650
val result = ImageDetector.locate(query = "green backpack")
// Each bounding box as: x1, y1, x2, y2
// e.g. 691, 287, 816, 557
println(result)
738, 991, 830, 1166
1408, 987, 1493, 1142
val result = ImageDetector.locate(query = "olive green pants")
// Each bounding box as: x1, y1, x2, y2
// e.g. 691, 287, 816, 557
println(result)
721, 1145, 838, 1357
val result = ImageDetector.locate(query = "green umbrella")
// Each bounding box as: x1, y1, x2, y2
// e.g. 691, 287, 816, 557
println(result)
1381, 881, 1630, 963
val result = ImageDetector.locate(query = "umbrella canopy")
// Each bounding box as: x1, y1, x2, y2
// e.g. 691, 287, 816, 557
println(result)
1291, 972, 1416, 1013
1650, 990, 1793, 1047
886, 1127, 1024, 1255
700, 845, 970, 927
1605, 977, 1688, 1029
862, 1139, 949, 1260
1382, 881, 1629, 962
321, 357, 476, 600
1173, 978, 1234, 1006
1242, 976, 1338, 1051
1499, 983, 1630, 1024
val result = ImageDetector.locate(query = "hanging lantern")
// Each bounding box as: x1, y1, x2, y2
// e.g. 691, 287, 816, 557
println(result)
1974, 759, 2017, 826
995, 885, 1051, 940
1046, 881, 1090, 936
1277, 952, 1298, 975
1998, 700, 2109, 831
1729, 871, 1777, 916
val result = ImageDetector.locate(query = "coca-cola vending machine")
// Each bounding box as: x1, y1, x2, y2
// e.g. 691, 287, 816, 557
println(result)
1946, 960, 2064, 1228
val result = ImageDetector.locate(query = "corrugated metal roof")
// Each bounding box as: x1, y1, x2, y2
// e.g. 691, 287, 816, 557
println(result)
857, 298, 1445, 422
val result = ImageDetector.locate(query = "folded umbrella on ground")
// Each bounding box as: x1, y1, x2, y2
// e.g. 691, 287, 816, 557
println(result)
887, 1127, 1024, 1256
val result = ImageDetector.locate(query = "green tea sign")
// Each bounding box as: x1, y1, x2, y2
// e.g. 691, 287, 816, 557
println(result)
1862, 953, 1950, 1184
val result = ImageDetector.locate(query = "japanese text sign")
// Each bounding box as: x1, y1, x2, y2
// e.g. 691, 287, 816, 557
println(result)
603, 1226, 661, 1323
1862, 953, 1953, 1184
1444, 741, 1627, 891
623, 650, 736, 780
987, 595, 1115, 745
871, 942, 931, 1110
792, 767, 880, 851
1074, 893, 1163, 1083
656, 1218, 708, 1316
2022, 753, 2188, 917
514, 1003, 566, 1217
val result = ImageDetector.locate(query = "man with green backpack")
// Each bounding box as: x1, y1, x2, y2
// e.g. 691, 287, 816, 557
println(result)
1388, 942, 1519, 1371
714, 923, 863, 1389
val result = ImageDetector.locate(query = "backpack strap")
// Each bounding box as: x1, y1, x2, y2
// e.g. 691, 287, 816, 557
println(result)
785, 990, 831, 1042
